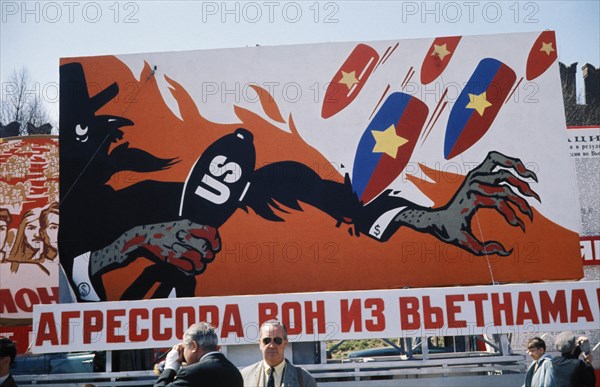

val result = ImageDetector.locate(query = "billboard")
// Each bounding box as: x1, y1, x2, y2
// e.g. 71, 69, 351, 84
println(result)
59, 31, 582, 303
0, 136, 60, 352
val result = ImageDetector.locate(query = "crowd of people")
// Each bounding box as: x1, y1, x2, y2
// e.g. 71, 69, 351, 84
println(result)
1, 327, 597, 387
523, 332, 596, 387
152, 324, 596, 387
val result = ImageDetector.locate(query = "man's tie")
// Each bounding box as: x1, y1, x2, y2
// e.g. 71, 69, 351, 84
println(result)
267, 367, 275, 387
533, 361, 539, 373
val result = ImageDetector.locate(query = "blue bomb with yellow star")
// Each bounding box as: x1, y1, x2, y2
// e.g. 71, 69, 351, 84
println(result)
444, 58, 516, 159
352, 92, 429, 204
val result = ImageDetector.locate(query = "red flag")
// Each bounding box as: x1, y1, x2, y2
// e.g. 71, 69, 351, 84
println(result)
420, 36, 461, 85
322, 44, 379, 119
526, 31, 558, 80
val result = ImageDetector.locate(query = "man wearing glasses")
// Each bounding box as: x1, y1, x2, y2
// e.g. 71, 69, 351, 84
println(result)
242, 320, 317, 387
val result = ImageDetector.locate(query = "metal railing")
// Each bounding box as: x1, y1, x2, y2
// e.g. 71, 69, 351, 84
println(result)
15, 352, 526, 386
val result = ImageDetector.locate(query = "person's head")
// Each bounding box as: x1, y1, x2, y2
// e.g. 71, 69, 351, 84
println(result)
526, 337, 546, 361
181, 322, 219, 364
22, 210, 42, 250
39, 203, 59, 259
555, 331, 577, 357
0, 337, 17, 377
0, 209, 11, 259
259, 320, 288, 367
8, 208, 42, 262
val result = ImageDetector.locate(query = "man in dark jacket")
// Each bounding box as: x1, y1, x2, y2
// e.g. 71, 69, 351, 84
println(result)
154, 322, 243, 387
551, 331, 595, 387
0, 337, 17, 387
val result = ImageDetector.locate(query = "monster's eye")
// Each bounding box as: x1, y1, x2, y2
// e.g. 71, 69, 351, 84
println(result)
75, 124, 89, 142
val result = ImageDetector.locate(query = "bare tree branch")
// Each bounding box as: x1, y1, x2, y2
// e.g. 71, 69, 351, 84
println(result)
1, 67, 52, 135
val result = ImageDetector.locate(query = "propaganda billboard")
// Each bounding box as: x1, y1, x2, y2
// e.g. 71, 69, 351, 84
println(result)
59, 31, 582, 303
0, 135, 60, 352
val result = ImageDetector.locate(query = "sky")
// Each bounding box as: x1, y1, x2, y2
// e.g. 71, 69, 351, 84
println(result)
1, 0, 599, 125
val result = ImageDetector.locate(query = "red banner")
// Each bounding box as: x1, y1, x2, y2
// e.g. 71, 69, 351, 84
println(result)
32, 281, 599, 354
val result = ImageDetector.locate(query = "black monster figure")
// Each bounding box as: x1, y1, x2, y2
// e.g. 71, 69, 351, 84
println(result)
59, 63, 541, 302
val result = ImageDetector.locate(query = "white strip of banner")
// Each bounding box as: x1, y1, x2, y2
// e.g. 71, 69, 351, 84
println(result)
32, 281, 599, 354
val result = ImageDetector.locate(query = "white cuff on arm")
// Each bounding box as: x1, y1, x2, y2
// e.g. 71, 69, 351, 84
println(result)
165, 349, 182, 372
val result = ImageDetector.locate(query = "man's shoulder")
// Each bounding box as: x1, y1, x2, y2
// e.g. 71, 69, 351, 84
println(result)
539, 356, 555, 371
285, 359, 309, 371
551, 355, 588, 369
551, 355, 570, 364
241, 361, 262, 374
202, 352, 227, 362
197, 353, 239, 370
241, 361, 263, 384
539, 354, 553, 363
285, 359, 317, 384
183, 355, 243, 383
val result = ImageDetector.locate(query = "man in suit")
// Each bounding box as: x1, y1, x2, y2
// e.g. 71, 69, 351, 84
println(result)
0, 337, 17, 387
154, 322, 243, 387
242, 320, 317, 387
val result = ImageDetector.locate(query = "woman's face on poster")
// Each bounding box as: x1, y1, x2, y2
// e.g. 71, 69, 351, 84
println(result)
0, 220, 7, 249
24, 216, 42, 250
44, 212, 59, 247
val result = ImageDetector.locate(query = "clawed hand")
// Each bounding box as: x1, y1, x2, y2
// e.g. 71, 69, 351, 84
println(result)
427, 151, 540, 256
356, 151, 541, 257
118, 219, 222, 275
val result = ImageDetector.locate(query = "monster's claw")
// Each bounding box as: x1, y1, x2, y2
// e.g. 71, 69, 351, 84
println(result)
459, 232, 511, 256
483, 241, 512, 256
493, 200, 526, 231
470, 183, 533, 221
505, 175, 541, 202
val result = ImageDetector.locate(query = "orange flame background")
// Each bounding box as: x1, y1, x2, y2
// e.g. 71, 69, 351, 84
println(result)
61, 56, 582, 300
